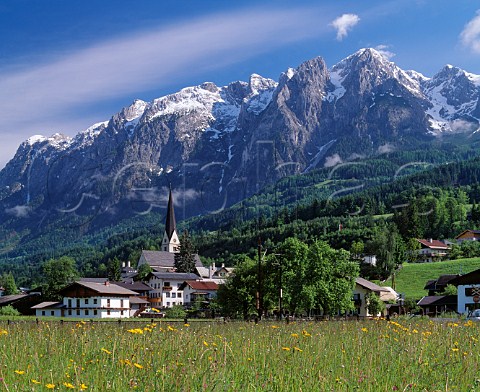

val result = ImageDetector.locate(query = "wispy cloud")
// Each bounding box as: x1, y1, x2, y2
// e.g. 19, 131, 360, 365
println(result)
374, 45, 396, 60
331, 14, 360, 41
0, 6, 329, 169
460, 10, 480, 53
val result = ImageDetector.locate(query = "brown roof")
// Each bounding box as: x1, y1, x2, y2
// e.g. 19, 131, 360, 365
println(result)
31, 301, 63, 309
141, 250, 203, 268
129, 297, 149, 305
455, 230, 480, 239
417, 295, 457, 306
0, 294, 28, 305
355, 277, 388, 293
182, 281, 219, 291
114, 281, 152, 293
450, 269, 480, 286
61, 281, 137, 296
416, 239, 450, 249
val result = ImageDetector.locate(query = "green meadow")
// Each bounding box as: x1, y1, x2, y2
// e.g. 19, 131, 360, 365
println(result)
0, 318, 479, 391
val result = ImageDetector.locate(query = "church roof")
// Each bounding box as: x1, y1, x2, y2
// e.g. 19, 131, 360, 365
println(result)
141, 250, 203, 268
165, 187, 177, 240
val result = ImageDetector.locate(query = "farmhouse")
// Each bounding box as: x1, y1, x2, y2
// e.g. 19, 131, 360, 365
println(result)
58, 281, 137, 318
455, 230, 480, 243
416, 239, 450, 262
352, 277, 397, 317
180, 280, 219, 306
450, 268, 480, 314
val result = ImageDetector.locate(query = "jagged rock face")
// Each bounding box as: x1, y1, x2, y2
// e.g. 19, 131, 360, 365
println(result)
0, 48, 479, 232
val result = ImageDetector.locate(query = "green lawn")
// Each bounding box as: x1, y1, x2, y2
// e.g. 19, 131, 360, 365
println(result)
381, 257, 480, 300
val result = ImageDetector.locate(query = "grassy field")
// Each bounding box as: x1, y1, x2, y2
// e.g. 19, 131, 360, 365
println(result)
1, 318, 480, 391
382, 257, 480, 300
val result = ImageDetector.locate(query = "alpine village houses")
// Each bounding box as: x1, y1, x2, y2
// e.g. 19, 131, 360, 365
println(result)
30, 188, 227, 319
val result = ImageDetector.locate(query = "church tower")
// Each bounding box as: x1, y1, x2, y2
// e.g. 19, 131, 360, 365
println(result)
162, 187, 180, 253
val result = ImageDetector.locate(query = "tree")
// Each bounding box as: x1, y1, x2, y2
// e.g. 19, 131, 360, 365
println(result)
0, 305, 20, 316
365, 291, 385, 317
0, 272, 18, 295
174, 231, 196, 273
165, 305, 187, 319
136, 263, 153, 280
443, 284, 457, 296
42, 256, 79, 300
107, 257, 121, 281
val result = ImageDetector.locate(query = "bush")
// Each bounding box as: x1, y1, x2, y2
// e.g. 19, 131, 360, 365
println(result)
165, 305, 187, 319
0, 305, 21, 316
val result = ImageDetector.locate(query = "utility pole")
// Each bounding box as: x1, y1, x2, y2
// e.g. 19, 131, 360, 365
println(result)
257, 236, 262, 320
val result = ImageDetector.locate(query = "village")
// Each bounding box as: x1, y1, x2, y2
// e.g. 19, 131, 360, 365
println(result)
1, 188, 480, 321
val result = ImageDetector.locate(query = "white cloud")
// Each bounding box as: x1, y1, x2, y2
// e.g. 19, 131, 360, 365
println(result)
324, 153, 343, 168
377, 143, 395, 154
460, 11, 480, 54
5, 205, 31, 218
0, 6, 329, 169
374, 45, 396, 60
331, 14, 360, 41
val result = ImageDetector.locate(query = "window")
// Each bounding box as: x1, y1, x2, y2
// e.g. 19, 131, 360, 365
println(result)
94, 310, 98, 316
107, 299, 111, 308
172, 293, 176, 298
164, 282, 171, 287
107, 309, 111, 315
121, 311, 124, 316
50, 311, 54, 316
93, 299, 98, 305
166, 292, 170, 298
177, 283, 182, 288
76, 310, 80, 316
85, 310, 89, 316
68, 299, 72, 308
120, 300, 124, 308
42, 311, 45, 316
177, 292, 182, 298
76, 299, 80, 308
68, 310, 72, 316
167, 302, 170, 306
85, 299, 89, 305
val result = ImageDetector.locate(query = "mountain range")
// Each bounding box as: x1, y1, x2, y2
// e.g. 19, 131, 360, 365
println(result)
1, 47, 479, 255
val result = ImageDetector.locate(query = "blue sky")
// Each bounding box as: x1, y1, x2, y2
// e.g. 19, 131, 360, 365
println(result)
0, 0, 479, 169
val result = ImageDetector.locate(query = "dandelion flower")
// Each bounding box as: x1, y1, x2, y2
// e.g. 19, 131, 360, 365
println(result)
45, 383, 55, 389
101, 348, 112, 355
134, 363, 143, 369
31, 379, 41, 384
282, 347, 291, 351
203, 341, 209, 347
14, 370, 25, 375
63, 382, 75, 389
294, 347, 303, 352
80, 383, 88, 390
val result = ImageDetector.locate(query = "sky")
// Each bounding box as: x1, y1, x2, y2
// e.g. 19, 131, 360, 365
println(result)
0, 0, 479, 169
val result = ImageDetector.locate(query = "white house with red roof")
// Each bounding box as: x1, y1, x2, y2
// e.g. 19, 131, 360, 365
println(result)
416, 239, 450, 262
180, 280, 219, 306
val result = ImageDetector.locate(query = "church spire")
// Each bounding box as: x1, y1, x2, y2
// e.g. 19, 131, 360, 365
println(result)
165, 186, 176, 240
162, 186, 180, 253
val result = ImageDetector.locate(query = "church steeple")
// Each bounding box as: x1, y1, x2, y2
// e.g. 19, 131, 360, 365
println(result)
162, 186, 180, 253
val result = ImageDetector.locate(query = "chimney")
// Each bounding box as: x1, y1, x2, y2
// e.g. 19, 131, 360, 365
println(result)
127, 261, 131, 268
104, 281, 110, 286
221, 263, 225, 268
429, 238, 433, 243
122, 262, 125, 268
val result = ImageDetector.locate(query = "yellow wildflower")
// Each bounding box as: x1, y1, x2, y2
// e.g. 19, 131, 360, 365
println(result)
101, 348, 112, 355
80, 383, 88, 390
203, 341, 209, 347
31, 379, 41, 384
282, 347, 291, 351
14, 370, 25, 375
134, 363, 143, 369
294, 347, 303, 352
361, 327, 368, 332
46, 383, 55, 389
63, 382, 75, 389
291, 333, 299, 338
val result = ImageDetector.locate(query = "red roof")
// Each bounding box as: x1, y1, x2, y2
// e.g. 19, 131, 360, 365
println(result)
184, 281, 219, 290
416, 239, 449, 249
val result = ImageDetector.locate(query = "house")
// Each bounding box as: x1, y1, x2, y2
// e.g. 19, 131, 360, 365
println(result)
0, 293, 42, 315
416, 239, 450, 262
455, 230, 480, 243
137, 188, 203, 272
121, 261, 137, 280
146, 272, 199, 308
362, 255, 377, 266
416, 295, 457, 316
114, 280, 152, 316
450, 269, 480, 314
423, 274, 460, 296
32, 301, 64, 317
352, 277, 397, 317
58, 281, 137, 318
180, 280, 219, 306
196, 263, 234, 280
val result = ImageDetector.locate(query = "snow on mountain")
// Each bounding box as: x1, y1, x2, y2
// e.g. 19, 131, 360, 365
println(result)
244, 74, 277, 114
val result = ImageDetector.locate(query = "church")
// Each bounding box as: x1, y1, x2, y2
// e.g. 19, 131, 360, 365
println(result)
136, 187, 203, 272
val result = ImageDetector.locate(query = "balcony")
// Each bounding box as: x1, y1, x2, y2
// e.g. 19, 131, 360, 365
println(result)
163, 286, 173, 291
